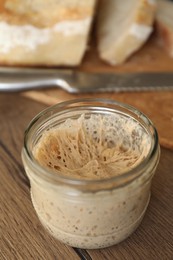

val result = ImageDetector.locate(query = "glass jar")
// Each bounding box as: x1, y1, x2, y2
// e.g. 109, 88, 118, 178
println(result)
22, 98, 160, 249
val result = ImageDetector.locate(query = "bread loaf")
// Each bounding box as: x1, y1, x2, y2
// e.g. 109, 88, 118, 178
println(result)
96, 0, 156, 65
156, 0, 173, 57
0, 0, 97, 66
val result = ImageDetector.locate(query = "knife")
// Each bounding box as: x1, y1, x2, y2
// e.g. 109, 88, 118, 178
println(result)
0, 67, 173, 93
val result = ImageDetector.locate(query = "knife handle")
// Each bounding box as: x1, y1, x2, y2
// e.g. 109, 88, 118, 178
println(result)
0, 73, 73, 92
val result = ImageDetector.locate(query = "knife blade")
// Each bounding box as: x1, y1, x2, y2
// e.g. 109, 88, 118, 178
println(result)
0, 67, 173, 93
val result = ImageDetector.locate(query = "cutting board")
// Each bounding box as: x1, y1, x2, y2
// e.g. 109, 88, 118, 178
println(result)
77, 32, 173, 73
22, 33, 173, 150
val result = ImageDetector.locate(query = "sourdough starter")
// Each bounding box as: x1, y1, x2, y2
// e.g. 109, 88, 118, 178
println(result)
26, 113, 154, 248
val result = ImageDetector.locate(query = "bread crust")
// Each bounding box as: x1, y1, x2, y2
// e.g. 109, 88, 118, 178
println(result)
2, 0, 95, 27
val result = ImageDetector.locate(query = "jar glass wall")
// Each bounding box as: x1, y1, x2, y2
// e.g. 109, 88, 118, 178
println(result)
22, 98, 160, 249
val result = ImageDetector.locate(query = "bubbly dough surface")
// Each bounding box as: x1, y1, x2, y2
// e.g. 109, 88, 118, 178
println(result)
33, 114, 151, 180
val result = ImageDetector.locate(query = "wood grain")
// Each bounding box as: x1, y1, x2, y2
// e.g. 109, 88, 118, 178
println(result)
1, 93, 173, 260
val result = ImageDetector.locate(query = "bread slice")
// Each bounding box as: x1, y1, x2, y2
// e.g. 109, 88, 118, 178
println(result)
96, 0, 156, 65
0, 0, 97, 66
156, 0, 173, 57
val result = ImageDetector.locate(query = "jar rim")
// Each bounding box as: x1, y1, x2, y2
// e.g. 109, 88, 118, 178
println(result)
23, 98, 160, 188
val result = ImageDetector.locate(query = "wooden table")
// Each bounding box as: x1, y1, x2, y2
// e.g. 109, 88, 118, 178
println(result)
0, 90, 173, 260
